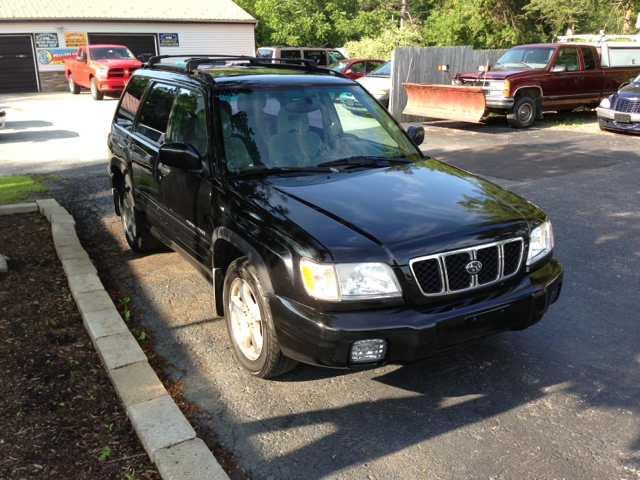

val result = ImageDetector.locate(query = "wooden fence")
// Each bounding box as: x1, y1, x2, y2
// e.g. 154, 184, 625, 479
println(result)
390, 46, 510, 123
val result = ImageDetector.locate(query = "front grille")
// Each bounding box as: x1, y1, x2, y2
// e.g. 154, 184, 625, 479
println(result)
410, 238, 524, 297
108, 68, 124, 78
614, 98, 640, 114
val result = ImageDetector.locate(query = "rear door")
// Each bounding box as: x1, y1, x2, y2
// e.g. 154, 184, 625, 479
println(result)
129, 81, 178, 229
579, 47, 603, 105
158, 87, 213, 264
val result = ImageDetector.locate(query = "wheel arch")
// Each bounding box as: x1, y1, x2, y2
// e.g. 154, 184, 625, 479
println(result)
513, 86, 543, 100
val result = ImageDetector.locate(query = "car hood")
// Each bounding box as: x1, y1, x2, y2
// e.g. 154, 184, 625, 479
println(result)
238, 159, 542, 265
357, 75, 391, 92
92, 59, 141, 68
619, 83, 640, 95
459, 68, 538, 80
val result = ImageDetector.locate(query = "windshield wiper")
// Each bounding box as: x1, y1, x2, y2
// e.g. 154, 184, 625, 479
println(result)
317, 156, 411, 167
514, 61, 535, 68
229, 166, 332, 178
496, 62, 507, 68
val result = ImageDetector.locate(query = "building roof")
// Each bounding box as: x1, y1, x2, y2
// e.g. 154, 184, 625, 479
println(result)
0, 0, 256, 23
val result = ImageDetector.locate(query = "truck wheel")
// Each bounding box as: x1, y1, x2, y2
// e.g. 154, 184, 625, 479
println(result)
223, 257, 298, 379
69, 74, 81, 95
507, 96, 536, 128
118, 177, 159, 252
90, 78, 104, 101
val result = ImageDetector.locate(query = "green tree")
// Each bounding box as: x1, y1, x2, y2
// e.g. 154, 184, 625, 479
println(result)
344, 23, 424, 59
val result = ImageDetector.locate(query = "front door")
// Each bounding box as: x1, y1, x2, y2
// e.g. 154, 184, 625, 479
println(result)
542, 47, 584, 109
159, 87, 213, 265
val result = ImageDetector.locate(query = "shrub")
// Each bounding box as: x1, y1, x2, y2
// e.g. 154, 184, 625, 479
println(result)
344, 24, 423, 60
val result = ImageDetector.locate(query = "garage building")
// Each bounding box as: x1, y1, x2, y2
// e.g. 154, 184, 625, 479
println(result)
0, 0, 256, 93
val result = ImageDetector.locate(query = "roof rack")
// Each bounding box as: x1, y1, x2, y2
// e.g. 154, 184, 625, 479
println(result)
144, 54, 348, 78
557, 34, 640, 44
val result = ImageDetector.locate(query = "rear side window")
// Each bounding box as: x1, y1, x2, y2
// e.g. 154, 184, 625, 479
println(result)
280, 50, 301, 59
256, 48, 273, 58
136, 83, 177, 144
115, 75, 151, 130
305, 50, 328, 66
581, 48, 596, 70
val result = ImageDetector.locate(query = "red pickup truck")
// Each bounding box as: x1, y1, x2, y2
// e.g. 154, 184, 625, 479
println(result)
64, 45, 141, 100
403, 38, 640, 128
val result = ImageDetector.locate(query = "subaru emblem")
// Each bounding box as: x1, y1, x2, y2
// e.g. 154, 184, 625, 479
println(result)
466, 260, 483, 274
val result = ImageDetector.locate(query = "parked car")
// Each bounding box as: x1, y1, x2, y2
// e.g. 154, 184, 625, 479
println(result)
64, 45, 142, 100
596, 73, 640, 133
327, 58, 385, 80
255, 46, 346, 67
357, 60, 391, 108
107, 55, 563, 378
403, 36, 640, 128
0, 109, 5, 129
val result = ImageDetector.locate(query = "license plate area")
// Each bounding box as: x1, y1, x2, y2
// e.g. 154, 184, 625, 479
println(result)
615, 113, 631, 123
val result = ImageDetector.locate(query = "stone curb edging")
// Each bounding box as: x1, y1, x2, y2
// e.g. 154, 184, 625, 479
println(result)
1, 200, 229, 480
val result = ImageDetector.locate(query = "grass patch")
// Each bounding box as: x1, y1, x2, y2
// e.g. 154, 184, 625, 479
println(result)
0, 176, 48, 205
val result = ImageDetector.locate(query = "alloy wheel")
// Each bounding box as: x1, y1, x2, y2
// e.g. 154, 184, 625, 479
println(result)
229, 278, 263, 360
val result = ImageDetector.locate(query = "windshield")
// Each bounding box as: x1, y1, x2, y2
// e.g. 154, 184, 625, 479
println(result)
216, 85, 421, 174
495, 47, 556, 69
369, 61, 391, 76
90, 47, 136, 60
327, 60, 350, 72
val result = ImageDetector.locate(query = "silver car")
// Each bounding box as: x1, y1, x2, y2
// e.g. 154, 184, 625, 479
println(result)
357, 60, 391, 108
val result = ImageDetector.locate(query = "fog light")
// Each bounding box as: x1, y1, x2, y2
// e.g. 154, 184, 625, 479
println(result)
101, 84, 109, 90
350, 339, 387, 363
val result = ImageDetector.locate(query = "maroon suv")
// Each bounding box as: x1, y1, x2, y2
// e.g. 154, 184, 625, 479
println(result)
328, 58, 385, 80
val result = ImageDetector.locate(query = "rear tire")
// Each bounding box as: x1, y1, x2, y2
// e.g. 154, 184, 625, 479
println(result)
223, 257, 298, 378
507, 96, 536, 128
90, 78, 104, 101
69, 74, 80, 95
118, 177, 159, 252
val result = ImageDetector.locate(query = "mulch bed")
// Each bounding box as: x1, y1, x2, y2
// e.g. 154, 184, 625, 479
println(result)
0, 212, 160, 479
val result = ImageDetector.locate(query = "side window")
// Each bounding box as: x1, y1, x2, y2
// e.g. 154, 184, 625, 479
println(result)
305, 50, 329, 66
555, 48, 580, 71
350, 62, 366, 74
166, 89, 208, 157
256, 48, 273, 58
366, 61, 383, 72
77, 48, 85, 60
328, 51, 345, 63
135, 83, 177, 144
280, 50, 301, 59
581, 48, 596, 70
115, 75, 151, 131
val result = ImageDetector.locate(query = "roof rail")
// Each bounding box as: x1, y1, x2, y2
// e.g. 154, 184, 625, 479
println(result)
557, 34, 640, 44
143, 54, 348, 78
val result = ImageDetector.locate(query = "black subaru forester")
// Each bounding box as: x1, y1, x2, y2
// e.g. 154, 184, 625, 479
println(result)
107, 55, 563, 378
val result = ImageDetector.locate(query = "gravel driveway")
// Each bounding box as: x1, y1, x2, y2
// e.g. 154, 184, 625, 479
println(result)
2, 93, 639, 480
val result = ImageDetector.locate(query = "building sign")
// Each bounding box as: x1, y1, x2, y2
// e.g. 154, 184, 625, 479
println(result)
64, 32, 87, 47
37, 48, 79, 65
159, 33, 179, 47
35, 33, 59, 48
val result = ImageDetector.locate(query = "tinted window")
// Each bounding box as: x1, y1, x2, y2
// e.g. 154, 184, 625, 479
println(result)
609, 48, 640, 67
580, 48, 596, 70
350, 62, 366, 74
256, 48, 273, 58
328, 51, 345, 63
305, 50, 328, 66
280, 50, 301, 59
166, 89, 208, 156
555, 48, 580, 71
115, 75, 151, 130
366, 61, 383, 72
136, 83, 177, 144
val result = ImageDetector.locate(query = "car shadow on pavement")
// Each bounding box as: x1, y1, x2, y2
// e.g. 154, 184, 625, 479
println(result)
2, 120, 54, 130
0, 130, 79, 143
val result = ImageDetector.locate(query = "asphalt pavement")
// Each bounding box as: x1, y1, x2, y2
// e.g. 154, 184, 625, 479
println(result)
2, 93, 639, 479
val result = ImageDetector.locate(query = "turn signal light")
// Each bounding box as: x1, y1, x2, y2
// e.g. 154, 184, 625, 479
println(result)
438, 65, 449, 71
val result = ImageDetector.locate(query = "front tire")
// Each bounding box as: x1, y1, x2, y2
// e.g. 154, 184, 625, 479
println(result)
90, 78, 104, 101
118, 177, 159, 252
223, 257, 297, 378
507, 96, 536, 128
69, 74, 80, 95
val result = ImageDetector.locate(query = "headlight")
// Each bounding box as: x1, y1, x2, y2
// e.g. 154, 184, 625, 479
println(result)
95, 69, 108, 78
600, 97, 611, 109
300, 258, 401, 301
527, 221, 554, 266
370, 90, 388, 97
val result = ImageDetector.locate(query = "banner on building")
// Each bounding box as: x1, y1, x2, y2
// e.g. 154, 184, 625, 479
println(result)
37, 48, 79, 65
35, 33, 59, 48
64, 32, 87, 47
159, 33, 179, 47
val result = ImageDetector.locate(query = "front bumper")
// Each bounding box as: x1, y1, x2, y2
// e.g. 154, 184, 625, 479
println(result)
270, 258, 563, 368
95, 78, 127, 91
485, 96, 515, 109
597, 107, 640, 133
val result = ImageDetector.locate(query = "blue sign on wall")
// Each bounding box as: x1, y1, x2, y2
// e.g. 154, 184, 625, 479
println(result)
159, 33, 179, 47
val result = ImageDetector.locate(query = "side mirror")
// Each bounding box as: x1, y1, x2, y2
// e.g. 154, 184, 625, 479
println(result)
630, 77, 636, 83
344, 69, 353, 75
77, 56, 86, 62
158, 142, 201, 170
550, 64, 567, 73
406, 125, 425, 146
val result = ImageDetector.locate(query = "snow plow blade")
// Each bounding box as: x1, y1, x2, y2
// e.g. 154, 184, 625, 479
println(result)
402, 83, 487, 123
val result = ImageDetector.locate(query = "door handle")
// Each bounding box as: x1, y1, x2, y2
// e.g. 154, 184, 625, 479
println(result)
578, 76, 584, 80
158, 163, 170, 175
